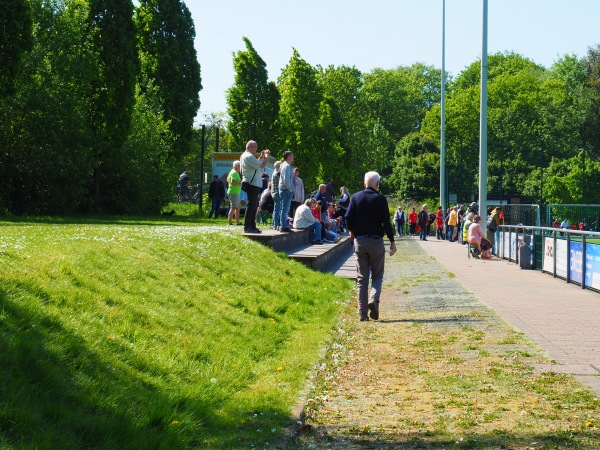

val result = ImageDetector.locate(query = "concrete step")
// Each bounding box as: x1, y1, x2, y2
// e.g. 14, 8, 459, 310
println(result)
286, 236, 353, 272
327, 246, 357, 280
243, 228, 310, 253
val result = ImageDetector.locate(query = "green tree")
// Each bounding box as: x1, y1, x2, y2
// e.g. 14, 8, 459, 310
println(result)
136, 0, 202, 158
278, 49, 326, 190
0, 0, 95, 214
581, 45, 600, 160
528, 153, 600, 204
0, 0, 33, 97
87, 0, 139, 211
389, 133, 440, 201
318, 65, 365, 190
226, 37, 279, 152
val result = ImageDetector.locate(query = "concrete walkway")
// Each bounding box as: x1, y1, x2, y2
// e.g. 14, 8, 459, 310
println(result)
416, 236, 600, 394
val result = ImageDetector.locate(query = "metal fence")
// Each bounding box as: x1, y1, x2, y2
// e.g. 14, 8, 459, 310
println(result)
497, 224, 600, 292
546, 204, 600, 231
490, 204, 540, 227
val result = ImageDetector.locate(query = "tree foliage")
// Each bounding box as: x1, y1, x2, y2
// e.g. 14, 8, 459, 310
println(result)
226, 37, 279, 152
0, 0, 200, 215
0, 0, 33, 97
136, 0, 201, 158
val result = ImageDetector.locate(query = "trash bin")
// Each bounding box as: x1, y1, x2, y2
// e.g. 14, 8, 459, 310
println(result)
519, 235, 534, 270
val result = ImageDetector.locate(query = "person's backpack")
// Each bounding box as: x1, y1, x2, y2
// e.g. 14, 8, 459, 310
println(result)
487, 213, 498, 232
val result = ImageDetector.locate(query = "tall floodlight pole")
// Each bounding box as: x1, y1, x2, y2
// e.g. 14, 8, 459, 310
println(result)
478, 0, 488, 216
440, 0, 447, 211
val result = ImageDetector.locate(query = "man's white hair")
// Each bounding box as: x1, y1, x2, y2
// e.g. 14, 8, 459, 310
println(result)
364, 171, 380, 187
274, 161, 281, 169
233, 160, 240, 167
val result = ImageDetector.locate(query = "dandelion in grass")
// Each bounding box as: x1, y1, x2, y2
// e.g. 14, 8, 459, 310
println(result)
171, 420, 180, 425
277, 367, 283, 371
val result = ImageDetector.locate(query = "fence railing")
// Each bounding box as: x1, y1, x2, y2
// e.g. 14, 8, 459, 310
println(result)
497, 224, 600, 292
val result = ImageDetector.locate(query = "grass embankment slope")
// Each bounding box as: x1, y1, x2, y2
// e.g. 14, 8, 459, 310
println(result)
0, 215, 353, 449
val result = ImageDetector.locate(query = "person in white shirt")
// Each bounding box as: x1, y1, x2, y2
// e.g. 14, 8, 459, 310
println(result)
240, 140, 269, 234
293, 199, 323, 244
291, 167, 305, 218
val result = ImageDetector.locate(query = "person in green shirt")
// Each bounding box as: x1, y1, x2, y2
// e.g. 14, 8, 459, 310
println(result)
227, 160, 242, 226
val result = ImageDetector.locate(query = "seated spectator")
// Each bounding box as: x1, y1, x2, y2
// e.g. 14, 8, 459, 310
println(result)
258, 183, 274, 213
313, 200, 341, 243
327, 203, 342, 233
462, 211, 475, 244
293, 198, 323, 244
468, 214, 493, 259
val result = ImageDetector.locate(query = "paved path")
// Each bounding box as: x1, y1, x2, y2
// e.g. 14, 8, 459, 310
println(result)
416, 236, 600, 394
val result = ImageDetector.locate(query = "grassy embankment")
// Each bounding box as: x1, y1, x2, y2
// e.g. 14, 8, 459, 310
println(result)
0, 209, 354, 449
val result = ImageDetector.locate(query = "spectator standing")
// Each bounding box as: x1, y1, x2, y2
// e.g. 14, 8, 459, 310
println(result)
418, 204, 429, 241
241, 140, 269, 234
337, 186, 351, 232
271, 161, 282, 230
227, 161, 242, 226
435, 206, 444, 240
486, 206, 502, 253
178, 170, 191, 201
278, 151, 295, 232
457, 204, 466, 244
345, 171, 396, 322
313, 184, 329, 222
291, 167, 305, 218
325, 178, 335, 203
408, 207, 418, 236
561, 218, 569, 229
208, 175, 225, 218
447, 206, 458, 241
393, 206, 406, 237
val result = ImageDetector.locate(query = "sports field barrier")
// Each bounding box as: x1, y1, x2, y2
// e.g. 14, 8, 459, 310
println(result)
497, 224, 600, 293
546, 204, 600, 231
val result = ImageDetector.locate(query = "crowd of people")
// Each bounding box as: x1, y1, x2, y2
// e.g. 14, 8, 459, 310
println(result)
237, 140, 347, 244
393, 201, 504, 260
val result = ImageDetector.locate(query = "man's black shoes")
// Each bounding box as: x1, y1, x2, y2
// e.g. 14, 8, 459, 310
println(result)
368, 302, 379, 320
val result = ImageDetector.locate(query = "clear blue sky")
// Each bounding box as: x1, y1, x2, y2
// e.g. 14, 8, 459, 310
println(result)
189, 0, 600, 119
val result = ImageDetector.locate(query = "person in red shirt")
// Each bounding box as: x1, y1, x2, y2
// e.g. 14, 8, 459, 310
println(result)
436, 206, 445, 240
408, 207, 418, 236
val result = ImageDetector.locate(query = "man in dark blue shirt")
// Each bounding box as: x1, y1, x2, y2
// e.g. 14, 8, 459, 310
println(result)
312, 184, 329, 222
345, 171, 396, 321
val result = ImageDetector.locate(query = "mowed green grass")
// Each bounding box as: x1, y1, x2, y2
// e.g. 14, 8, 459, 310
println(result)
0, 219, 353, 449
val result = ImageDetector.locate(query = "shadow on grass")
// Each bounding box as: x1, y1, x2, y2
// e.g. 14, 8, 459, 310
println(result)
0, 286, 290, 449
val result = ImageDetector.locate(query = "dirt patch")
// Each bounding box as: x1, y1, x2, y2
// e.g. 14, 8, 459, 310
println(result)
290, 239, 600, 449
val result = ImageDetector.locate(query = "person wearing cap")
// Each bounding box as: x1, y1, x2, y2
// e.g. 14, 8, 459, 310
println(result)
208, 174, 225, 218
486, 206, 503, 254
345, 171, 396, 321
467, 202, 478, 214
393, 206, 406, 237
